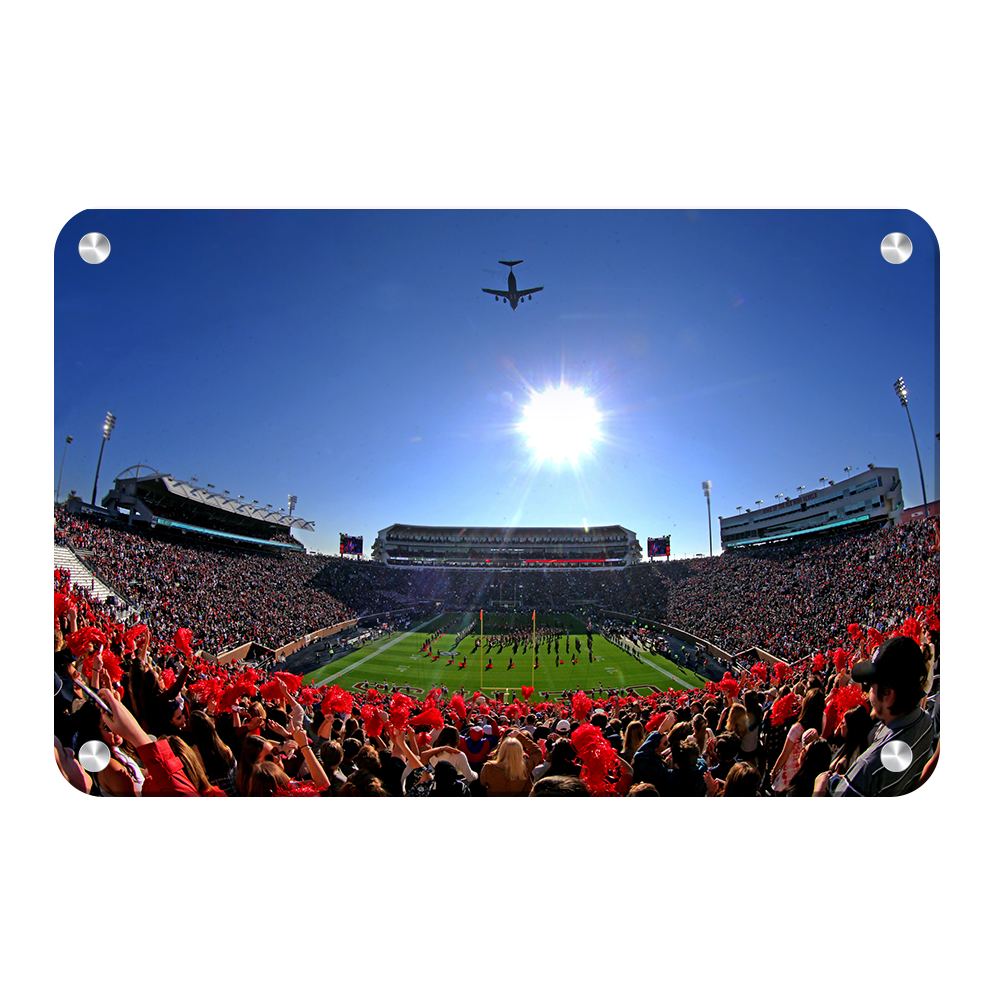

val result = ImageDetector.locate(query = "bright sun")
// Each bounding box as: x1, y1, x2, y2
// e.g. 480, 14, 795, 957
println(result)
517, 384, 603, 465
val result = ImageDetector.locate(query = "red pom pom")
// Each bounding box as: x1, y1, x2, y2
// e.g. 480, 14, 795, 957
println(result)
189, 676, 224, 707
572, 690, 592, 722
825, 684, 870, 729
321, 686, 353, 716
54, 592, 75, 622
646, 712, 667, 732
832, 647, 848, 673
273, 671, 302, 694
123, 623, 147, 652
66, 626, 107, 658
449, 693, 467, 720
366, 688, 382, 703
770, 692, 799, 728
389, 692, 416, 731
718, 673, 740, 700
409, 707, 445, 730
272, 781, 324, 797
521, 685, 535, 700
298, 687, 320, 708
173, 628, 194, 660
751, 662, 767, 681
100, 650, 123, 685
160, 667, 176, 690
812, 652, 825, 673
359, 704, 382, 738
570, 723, 620, 796
866, 628, 884, 657
259, 679, 284, 701
772, 661, 789, 684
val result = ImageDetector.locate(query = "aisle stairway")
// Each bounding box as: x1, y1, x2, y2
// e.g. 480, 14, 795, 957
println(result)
53, 543, 137, 612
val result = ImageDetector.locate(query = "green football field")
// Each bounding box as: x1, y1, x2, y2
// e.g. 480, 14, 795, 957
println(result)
300, 611, 705, 702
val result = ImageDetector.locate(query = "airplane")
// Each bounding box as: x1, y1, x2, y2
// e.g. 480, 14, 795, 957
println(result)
482, 260, 543, 311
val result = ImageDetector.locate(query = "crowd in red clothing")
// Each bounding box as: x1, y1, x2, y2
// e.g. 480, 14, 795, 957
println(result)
55, 508, 355, 654
53, 505, 939, 798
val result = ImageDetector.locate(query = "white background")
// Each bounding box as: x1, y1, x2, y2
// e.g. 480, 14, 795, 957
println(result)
7, 3, 992, 995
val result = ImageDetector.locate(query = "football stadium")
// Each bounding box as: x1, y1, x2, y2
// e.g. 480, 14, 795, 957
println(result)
53, 209, 940, 799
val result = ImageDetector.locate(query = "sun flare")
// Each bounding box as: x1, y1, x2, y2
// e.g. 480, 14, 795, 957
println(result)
517, 384, 603, 465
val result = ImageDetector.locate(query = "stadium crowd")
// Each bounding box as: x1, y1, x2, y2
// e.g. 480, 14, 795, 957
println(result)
54, 504, 940, 798
55, 508, 355, 654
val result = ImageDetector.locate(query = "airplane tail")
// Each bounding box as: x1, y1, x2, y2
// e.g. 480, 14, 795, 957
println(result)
498, 259, 523, 267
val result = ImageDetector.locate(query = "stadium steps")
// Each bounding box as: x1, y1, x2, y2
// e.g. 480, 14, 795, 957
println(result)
54, 543, 136, 612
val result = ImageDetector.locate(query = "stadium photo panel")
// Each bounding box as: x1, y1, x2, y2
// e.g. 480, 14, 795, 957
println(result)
54, 209, 939, 799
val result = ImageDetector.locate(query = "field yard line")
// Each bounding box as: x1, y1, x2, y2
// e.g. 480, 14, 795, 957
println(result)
630, 649, 696, 690
318, 613, 444, 685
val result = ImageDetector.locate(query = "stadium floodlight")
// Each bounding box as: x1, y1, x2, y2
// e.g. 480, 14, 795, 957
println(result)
207, 484, 215, 489
56, 435, 73, 502
775, 494, 784, 500
191, 476, 198, 482
797, 485, 806, 494
288, 494, 298, 515
755, 499, 763, 507
868, 463, 875, 470
736, 506, 743, 513
894, 376, 929, 518
701, 481, 713, 557
90, 412, 116, 506
844, 466, 853, 474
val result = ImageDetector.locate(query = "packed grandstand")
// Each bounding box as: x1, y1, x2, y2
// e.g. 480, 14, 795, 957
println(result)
53, 491, 940, 798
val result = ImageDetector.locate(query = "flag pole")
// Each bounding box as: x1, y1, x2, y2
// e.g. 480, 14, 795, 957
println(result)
532, 608, 536, 697
479, 609, 484, 691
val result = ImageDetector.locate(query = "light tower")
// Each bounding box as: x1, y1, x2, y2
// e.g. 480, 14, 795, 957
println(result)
56, 435, 73, 501
701, 481, 713, 557
894, 376, 929, 518
90, 412, 116, 506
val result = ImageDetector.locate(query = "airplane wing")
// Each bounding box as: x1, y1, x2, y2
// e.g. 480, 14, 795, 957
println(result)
482, 288, 509, 298
519, 286, 543, 295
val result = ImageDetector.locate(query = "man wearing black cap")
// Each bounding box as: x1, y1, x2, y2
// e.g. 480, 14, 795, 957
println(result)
816, 636, 936, 797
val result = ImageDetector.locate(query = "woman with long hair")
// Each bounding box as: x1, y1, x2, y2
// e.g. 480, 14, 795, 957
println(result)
770, 688, 825, 793
740, 691, 763, 767
721, 761, 761, 797
246, 761, 291, 797
234, 734, 287, 796
163, 735, 227, 796
691, 714, 714, 757
419, 724, 477, 783
830, 704, 875, 775
723, 703, 749, 743
188, 709, 236, 794
783, 737, 832, 797
621, 720, 647, 764
480, 734, 539, 796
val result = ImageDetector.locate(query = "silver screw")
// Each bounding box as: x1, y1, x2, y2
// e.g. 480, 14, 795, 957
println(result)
79, 232, 111, 264
78, 740, 111, 772
880, 739, 913, 773
880, 232, 912, 264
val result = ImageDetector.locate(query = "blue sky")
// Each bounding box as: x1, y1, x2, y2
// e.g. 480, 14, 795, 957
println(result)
54, 209, 938, 558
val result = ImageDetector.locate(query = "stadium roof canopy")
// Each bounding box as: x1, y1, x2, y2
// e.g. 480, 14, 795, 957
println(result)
105, 470, 314, 534
381, 524, 629, 538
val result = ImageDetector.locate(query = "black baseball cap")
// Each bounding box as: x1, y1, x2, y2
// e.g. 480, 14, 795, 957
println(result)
851, 635, 925, 690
